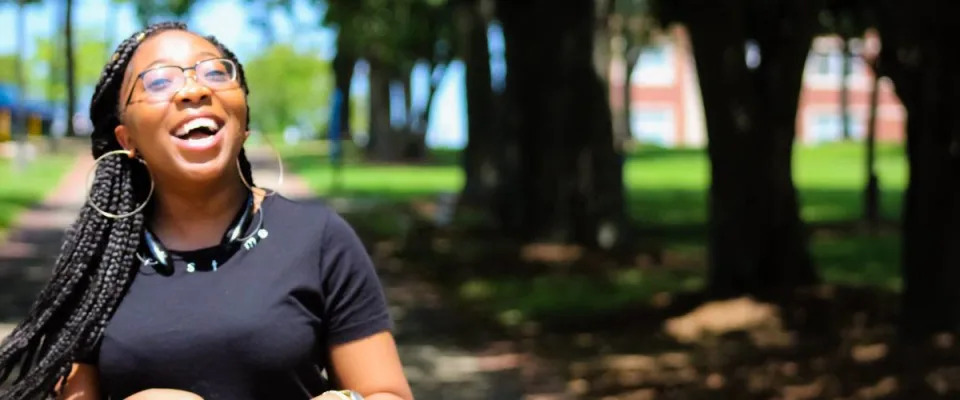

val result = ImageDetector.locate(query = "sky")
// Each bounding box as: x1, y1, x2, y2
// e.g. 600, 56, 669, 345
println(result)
0, 0, 474, 149
0, 0, 333, 61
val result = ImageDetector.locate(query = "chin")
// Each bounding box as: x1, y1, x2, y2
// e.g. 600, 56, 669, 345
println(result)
173, 155, 235, 185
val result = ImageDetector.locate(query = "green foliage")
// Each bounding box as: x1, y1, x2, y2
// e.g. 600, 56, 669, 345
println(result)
323, 0, 452, 70
0, 55, 16, 84
130, 0, 197, 26
28, 30, 110, 102
244, 44, 332, 136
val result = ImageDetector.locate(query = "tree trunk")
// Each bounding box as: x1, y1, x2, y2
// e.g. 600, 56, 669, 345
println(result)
611, 33, 639, 148
899, 61, 960, 337
458, 0, 503, 208
365, 62, 412, 162
13, 0, 27, 171
875, 0, 960, 338
497, 0, 627, 247
863, 62, 881, 230
406, 68, 433, 160
840, 37, 851, 141
333, 39, 356, 140
399, 76, 426, 160
683, 0, 819, 297
618, 43, 641, 145
365, 61, 394, 161
65, 0, 76, 138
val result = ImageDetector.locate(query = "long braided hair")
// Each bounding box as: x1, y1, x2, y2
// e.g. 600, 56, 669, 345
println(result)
0, 22, 256, 399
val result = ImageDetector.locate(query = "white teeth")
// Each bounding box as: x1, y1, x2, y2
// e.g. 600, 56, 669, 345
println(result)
175, 117, 220, 137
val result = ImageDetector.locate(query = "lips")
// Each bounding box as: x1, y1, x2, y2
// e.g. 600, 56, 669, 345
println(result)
170, 115, 227, 152
171, 115, 224, 138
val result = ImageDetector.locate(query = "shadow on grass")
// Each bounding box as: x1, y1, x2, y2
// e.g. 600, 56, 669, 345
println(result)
340, 203, 960, 399
342, 202, 960, 398
628, 188, 903, 226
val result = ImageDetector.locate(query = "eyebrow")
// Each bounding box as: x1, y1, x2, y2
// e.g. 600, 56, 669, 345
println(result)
142, 51, 222, 70
123, 51, 224, 103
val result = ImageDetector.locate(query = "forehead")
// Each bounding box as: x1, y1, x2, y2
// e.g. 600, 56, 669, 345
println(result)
126, 30, 222, 75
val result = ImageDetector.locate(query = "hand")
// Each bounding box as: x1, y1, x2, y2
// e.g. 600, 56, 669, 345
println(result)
124, 388, 204, 400
313, 394, 346, 400
312, 391, 355, 400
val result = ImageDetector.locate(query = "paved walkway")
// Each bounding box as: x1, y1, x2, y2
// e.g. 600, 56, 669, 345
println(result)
0, 146, 534, 399
0, 153, 92, 339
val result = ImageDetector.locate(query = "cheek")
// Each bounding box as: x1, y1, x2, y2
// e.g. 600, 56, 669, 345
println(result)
127, 105, 169, 142
222, 92, 248, 128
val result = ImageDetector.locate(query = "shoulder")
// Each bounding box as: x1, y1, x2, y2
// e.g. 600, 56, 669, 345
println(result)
264, 194, 360, 247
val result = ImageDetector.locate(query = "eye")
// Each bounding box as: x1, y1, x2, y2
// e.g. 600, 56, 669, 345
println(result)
141, 67, 180, 93
145, 78, 173, 92
203, 69, 229, 82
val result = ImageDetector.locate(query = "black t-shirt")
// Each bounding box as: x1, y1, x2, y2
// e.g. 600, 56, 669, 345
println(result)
81, 194, 393, 400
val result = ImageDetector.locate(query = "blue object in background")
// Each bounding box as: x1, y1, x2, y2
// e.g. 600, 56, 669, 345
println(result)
328, 88, 343, 166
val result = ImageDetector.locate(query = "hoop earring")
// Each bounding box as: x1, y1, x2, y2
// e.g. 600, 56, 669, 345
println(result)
238, 134, 284, 197
86, 149, 155, 219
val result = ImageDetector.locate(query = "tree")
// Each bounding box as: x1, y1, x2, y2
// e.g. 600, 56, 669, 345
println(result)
323, 0, 453, 161
655, 0, 822, 296
868, 0, 960, 339
30, 31, 111, 102
331, 32, 357, 141
244, 43, 333, 136
493, 0, 628, 247
65, 0, 76, 137
130, 0, 197, 26
862, 36, 881, 230
9, 0, 41, 169
456, 0, 503, 209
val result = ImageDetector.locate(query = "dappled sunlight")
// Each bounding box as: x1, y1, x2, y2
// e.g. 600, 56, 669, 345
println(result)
663, 297, 790, 347
275, 136, 918, 398
520, 243, 584, 264
855, 376, 898, 399
851, 343, 888, 363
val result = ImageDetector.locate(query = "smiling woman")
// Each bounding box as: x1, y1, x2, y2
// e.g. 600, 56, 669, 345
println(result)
0, 22, 412, 400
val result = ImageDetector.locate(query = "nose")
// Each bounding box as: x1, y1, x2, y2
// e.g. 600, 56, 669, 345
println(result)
173, 73, 211, 105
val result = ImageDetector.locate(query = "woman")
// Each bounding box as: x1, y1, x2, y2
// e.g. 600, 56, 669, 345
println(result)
0, 22, 412, 400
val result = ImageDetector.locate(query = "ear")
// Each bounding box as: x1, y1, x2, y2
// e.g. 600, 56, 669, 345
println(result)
114, 124, 135, 154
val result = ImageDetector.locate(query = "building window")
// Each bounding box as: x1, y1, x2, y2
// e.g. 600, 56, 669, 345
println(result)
807, 111, 864, 143
631, 108, 675, 146
808, 51, 845, 79
632, 44, 675, 86
805, 44, 869, 89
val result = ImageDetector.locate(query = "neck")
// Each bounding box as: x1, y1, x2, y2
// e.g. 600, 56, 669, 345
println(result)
149, 175, 250, 251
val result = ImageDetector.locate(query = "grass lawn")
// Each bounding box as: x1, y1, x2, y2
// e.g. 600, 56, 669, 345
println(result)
279, 140, 908, 320
0, 152, 77, 235
278, 141, 906, 223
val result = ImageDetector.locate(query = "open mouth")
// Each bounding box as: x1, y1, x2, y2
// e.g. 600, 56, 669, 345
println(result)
173, 117, 223, 141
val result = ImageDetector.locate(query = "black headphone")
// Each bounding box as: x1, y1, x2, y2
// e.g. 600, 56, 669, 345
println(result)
138, 193, 260, 275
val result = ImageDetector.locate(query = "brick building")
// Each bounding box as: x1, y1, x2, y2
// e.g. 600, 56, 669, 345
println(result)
616, 25, 905, 148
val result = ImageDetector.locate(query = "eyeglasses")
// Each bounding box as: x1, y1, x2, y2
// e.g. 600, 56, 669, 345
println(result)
123, 58, 239, 107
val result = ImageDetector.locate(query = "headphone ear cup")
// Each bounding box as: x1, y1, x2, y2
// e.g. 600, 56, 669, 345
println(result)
141, 230, 174, 276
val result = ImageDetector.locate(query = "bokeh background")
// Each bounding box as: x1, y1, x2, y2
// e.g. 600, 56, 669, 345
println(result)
2, 0, 957, 399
